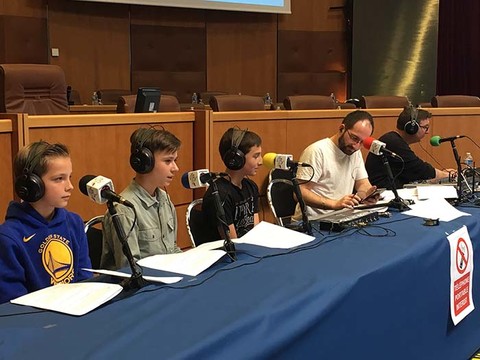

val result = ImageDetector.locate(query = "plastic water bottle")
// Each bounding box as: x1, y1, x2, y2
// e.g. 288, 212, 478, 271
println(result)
264, 92, 272, 107
465, 152, 474, 168
191, 92, 198, 104
91, 92, 99, 105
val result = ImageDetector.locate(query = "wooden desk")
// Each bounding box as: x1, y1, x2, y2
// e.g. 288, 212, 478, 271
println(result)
69, 104, 117, 114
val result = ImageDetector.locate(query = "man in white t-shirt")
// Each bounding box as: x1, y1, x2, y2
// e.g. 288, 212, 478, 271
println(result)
294, 110, 379, 219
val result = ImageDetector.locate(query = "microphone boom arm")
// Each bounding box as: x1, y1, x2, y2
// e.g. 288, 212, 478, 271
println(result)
380, 154, 410, 211
209, 180, 236, 261
291, 165, 313, 235
106, 201, 148, 290
448, 139, 464, 203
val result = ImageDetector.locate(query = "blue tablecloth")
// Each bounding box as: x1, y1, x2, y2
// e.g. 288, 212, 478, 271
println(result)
1, 207, 480, 359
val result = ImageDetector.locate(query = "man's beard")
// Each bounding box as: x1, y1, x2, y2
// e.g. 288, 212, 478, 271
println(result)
338, 132, 356, 155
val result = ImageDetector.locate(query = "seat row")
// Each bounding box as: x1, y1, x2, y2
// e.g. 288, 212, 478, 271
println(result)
1, 64, 480, 114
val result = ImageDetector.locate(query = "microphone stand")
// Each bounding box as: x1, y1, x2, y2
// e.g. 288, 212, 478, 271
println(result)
209, 179, 236, 261
448, 140, 464, 204
381, 153, 410, 211
291, 165, 313, 235
107, 201, 148, 290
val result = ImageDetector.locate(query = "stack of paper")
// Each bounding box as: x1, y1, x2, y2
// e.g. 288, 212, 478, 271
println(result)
11, 282, 123, 316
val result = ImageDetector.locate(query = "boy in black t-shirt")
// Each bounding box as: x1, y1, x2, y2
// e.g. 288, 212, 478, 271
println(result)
201, 128, 262, 244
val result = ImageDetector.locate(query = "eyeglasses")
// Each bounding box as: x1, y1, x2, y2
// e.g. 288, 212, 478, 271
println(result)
346, 129, 364, 144
419, 124, 430, 132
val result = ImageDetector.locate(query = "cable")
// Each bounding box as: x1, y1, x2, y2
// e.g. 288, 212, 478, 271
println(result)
419, 142, 447, 169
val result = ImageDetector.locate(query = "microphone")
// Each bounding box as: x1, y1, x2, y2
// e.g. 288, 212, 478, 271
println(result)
263, 153, 310, 170
79, 175, 134, 208
430, 135, 466, 146
181, 170, 227, 189
363, 137, 399, 158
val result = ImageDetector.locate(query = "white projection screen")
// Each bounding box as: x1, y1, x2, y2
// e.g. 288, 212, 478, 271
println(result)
74, 0, 291, 14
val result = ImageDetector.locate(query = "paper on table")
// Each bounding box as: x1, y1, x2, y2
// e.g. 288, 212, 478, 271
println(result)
137, 248, 226, 277
235, 221, 315, 249
10, 282, 123, 316
83, 268, 183, 284
403, 198, 471, 222
382, 188, 418, 203
416, 185, 458, 200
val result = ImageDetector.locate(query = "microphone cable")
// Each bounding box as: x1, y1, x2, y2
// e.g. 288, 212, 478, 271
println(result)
466, 135, 480, 150
418, 142, 448, 169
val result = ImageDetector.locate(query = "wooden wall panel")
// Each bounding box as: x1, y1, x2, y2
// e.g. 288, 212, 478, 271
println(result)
131, 24, 205, 103
0, 0, 47, 64
130, 6, 206, 104
130, 5, 205, 27
278, 72, 347, 103
278, 0, 345, 32
1, 16, 47, 64
0, 0, 46, 17
0, 119, 15, 221
0, 17, 5, 61
206, 11, 277, 102
277, 0, 348, 102
47, 0, 130, 105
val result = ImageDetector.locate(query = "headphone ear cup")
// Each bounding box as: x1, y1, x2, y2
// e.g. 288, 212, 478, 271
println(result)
15, 173, 45, 202
222, 149, 245, 171
404, 120, 419, 135
130, 147, 154, 174
404, 106, 419, 135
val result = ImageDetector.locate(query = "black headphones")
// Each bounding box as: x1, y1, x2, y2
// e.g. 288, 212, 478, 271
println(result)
14, 142, 46, 202
130, 128, 156, 174
222, 128, 247, 171
404, 105, 419, 135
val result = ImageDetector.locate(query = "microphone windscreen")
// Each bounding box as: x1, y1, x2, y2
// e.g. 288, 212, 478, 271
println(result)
363, 137, 374, 150
262, 152, 277, 170
430, 136, 441, 146
79, 175, 96, 196
181, 172, 191, 189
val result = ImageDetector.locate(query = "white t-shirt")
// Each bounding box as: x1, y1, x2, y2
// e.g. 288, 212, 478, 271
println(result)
294, 138, 368, 218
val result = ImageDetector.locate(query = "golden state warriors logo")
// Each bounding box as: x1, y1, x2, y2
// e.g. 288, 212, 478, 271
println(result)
39, 234, 74, 285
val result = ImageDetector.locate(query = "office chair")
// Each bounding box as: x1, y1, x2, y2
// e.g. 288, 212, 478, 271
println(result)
283, 95, 336, 110
431, 95, 480, 107
0, 63, 69, 114
266, 169, 297, 227
84, 215, 104, 269
186, 198, 209, 247
96, 89, 132, 105
199, 91, 228, 105
209, 94, 265, 111
359, 95, 410, 109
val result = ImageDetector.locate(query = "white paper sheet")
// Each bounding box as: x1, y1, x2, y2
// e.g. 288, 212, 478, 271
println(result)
10, 282, 123, 316
416, 185, 458, 200
382, 188, 419, 203
137, 249, 226, 276
403, 198, 471, 222
83, 268, 183, 284
234, 221, 315, 249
